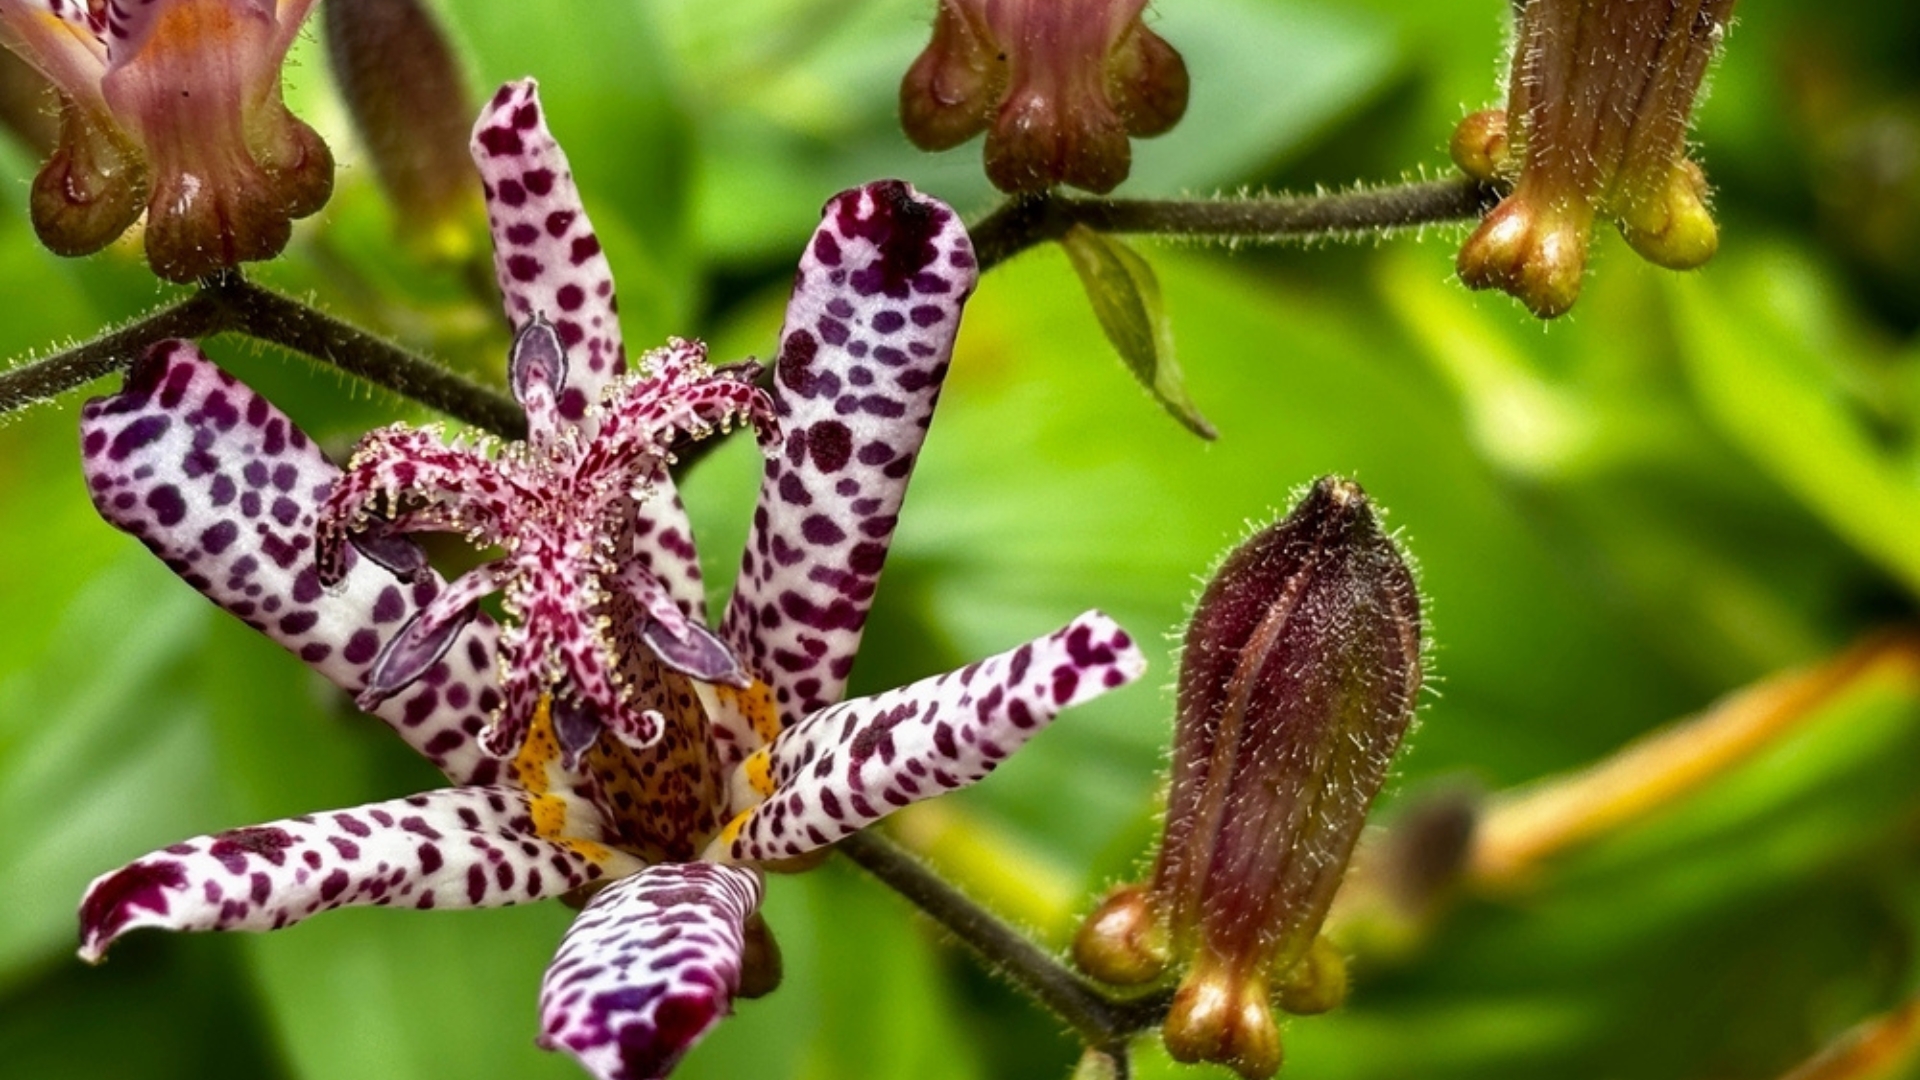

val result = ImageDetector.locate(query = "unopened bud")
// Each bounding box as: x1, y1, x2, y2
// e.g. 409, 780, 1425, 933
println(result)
1163, 955, 1282, 1080
899, 0, 1188, 194
1273, 936, 1347, 1016
1455, 0, 1736, 317
324, 0, 479, 255
1073, 883, 1169, 985
1073, 478, 1422, 1077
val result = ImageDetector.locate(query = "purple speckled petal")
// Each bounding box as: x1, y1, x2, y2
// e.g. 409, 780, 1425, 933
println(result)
716, 610, 1143, 862
80, 340, 506, 785
538, 863, 762, 1080
472, 77, 708, 620
471, 77, 623, 412
78, 785, 640, 963
721, 180, 977, 732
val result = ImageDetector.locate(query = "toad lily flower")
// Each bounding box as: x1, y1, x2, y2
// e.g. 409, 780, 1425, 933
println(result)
0, 0, 332, 281
74, 79, 1146, 1080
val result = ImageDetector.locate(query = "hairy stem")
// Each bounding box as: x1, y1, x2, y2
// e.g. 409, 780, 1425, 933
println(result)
969, 175, 1502, 272
839, 830, 1170, 1049
0, 270, 525, 438
0, 293, 227, 416
207, 274, 525, 438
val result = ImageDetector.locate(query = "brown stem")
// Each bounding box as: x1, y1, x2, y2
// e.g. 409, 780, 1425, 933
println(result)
969, 175, 1502, 272
206, 273, 525, 438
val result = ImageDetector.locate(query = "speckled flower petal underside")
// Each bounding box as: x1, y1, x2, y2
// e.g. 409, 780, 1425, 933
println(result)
78, 786, 641, 962
721, 180, 979, 740
539, 863, 763, 1080
471, 77, 707, 623
79, 340, 508, 786
719, 610, 1145, 862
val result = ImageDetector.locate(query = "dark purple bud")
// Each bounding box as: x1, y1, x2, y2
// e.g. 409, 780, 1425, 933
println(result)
323, 0, 479, 250
509, 316, 568, 408
1454, 0, 1735, 317
1074, 477, 1422, 1080
641, 618, 750, 689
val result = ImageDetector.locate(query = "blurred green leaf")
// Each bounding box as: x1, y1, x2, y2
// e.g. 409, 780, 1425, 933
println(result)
1058, 225, 1215, 439
1671, 252, 1920, 599
0, 552, 216, 991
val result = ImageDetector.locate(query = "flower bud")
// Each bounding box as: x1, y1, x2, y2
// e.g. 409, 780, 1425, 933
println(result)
1455, 0, 1736, 318
899, 0, 1188, 194
1072, 478, 1423, 1079
0, 0, 333, 281
324, 0, 479, 255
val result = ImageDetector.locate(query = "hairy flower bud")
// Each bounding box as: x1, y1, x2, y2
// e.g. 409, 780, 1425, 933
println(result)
899, 0, 1188, 194
0, 0, 332, 281
1074, 478, 1423, 1079
1454, 0, 1736, 318
324, 0, 478, 254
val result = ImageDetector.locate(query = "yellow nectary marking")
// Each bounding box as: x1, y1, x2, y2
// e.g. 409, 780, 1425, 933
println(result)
509, 696, 618, 865
743, 748, 776, 797
710, 680, 781, 743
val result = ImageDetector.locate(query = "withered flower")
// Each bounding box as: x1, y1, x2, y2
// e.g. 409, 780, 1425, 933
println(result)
1074, 478, 1423, 1079
1454, 0, 1737, 318
899, 0, 1188, 194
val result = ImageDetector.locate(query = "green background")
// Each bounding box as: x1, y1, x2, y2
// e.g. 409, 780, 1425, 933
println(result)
5, 1, 1920, 1078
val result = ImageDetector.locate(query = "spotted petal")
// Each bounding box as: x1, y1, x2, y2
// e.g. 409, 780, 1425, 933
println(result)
722, 180, 978, 740
78, 786, 639, 962
472, 77, 708, 622
80, 340, 506, 784
539, 863, 763, 1080
716, 610, 1144, 862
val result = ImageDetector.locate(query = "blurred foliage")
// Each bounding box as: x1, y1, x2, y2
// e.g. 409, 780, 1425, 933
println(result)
3, 1, 1920, 1079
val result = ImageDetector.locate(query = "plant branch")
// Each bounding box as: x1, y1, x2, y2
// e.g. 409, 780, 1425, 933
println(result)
969, 174, 1502, 272
838, 829, 1170, 1049
206, 274, 525, 439
0, 293, 227, 416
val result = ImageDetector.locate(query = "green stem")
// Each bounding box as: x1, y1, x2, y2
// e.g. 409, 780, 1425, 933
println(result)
838, 830, 1170, 1048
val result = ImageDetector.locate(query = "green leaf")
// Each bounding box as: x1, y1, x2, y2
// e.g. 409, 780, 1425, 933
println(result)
1057, 225, 1216, 439
1670, 254, 1920, 599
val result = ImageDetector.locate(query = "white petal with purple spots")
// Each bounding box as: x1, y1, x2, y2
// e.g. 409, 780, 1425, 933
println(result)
722, 180, 978, 737
78, 786, 639, 962
718, 610, 1145, 862
539, 863, 762, 1080
80, 340, 508, 784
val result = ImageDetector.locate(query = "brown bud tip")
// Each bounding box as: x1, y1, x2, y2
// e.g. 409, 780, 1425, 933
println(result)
1072, 883, 1170, 985
1150, 478, 1423, 988
140, 114, 334, 283
1456, 187, 1593, 319
899, 0, 999, 153
1616, 158, 1719, 270
736, 911, 784, 1000
325, 0, 480, 245
1163, 959, 1283, 1080
1449, 108, 1510, 182
899, 0, 1189, 195
1274, 935, 1348, 1016
30, 106, 148, 258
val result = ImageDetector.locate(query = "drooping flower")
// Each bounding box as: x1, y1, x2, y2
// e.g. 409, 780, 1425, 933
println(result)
1452, 0, 1737, 318
900, 0, 1189, 194
74, 79, 1146, 1080
0, 0, 332, 281
1073, 478, 1422, 1080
